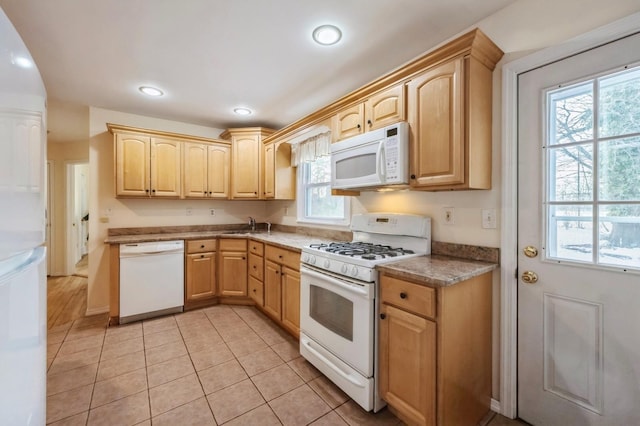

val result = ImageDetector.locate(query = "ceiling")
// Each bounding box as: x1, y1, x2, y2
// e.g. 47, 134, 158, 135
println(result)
0, 0, 515, 141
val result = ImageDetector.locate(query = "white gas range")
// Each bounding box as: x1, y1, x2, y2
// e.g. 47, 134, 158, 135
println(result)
299, 213, 431, 412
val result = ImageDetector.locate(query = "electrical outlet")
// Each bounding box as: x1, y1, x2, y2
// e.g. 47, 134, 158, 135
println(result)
209, 209, 215, 216
482, 209, 497, 229
443, 207, 455, 225
186, 207, 193, 216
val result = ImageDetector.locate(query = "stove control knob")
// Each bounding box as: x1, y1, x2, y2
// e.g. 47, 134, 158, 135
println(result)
351, 266, 359, 277
302, 254, 309, 263
341, 264, 348, 274
309, 255, 317, 265
323, 259, 330, 268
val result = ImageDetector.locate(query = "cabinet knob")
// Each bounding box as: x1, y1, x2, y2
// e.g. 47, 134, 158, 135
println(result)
200, 245, 205, 248
200, 255, 204, 258
242, 257, 246, 260
279, 255, 283, 259
252, 265, 256, 269
380, 313, 386, 320
275, 270, 279, 274
152, 189, 156, 193
400, 292, 407, 299
254, 192, 257, 195
367, 119, 372, 126
253, 289, 256, 293
209, 191, 212, 195
145, 189, 149, 193
410, 174, 416, 179
357, 124, 361, 129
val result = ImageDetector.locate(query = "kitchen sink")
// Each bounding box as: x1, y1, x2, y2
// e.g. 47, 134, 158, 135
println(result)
221, 230, 263, 235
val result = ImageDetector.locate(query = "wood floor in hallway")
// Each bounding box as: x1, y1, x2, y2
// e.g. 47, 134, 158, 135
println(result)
47, 275, 89, 330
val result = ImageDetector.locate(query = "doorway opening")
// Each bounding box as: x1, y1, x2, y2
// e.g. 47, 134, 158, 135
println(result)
66, 162, 89, 277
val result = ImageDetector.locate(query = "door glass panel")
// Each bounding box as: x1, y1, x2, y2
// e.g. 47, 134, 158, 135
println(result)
599, 205, 640, 268
548, 205, 593, 262
598, 137, 640, 201
598, 68, 640, 138
548, 144, 593, 201
545, 65, 640, 270
309, 284, 353, 341
548, 82, 593, 145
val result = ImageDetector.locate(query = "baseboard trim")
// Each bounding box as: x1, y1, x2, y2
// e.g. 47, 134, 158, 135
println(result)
85, 305, 109, 316
491, 398, 501, 414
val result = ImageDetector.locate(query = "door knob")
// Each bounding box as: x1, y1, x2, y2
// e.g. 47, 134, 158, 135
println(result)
521, 271, 538, 284
523, 246, 538, 258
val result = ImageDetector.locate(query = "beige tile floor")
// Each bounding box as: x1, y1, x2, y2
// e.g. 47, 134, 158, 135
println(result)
46, 304, 524, 425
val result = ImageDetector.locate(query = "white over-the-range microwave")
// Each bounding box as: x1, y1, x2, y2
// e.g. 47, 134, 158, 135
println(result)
330, 121, 409, 190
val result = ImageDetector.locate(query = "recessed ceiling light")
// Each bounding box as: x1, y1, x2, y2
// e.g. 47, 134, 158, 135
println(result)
312, 25, 342, 46
13, 56, 33, 68
139, 86, 164, 97
233, 107, 252, 116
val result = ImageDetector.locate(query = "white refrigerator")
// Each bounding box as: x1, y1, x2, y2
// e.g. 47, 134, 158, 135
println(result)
0, 6, 48, 425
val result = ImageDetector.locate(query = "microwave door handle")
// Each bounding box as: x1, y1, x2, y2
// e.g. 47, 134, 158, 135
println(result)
377, 140, 385, 183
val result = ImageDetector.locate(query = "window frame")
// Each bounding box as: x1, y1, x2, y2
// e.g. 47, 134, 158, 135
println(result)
296, 156, 350, 226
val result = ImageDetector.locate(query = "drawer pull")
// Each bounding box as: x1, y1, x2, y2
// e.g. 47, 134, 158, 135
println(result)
200, 255, 204, 258
400, 292, 407, 299
252, 289, 256, 293
200, 245, 205, 248
380, 313, 386, 320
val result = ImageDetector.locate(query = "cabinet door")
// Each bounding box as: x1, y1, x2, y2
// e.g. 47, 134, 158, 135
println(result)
248, 275, 264, 306
332, 103, 364, 142
263, 259, 282, 320
115, 133, 150, 197
365, 84, 406, 131
274, 142, 295, 200
281, 267, 300, 336
231, 134, 261, 198
407, 58, 465, 188
150, 138, 182, 197
208, 144, 230, 198
263, 142, 275, 198
379, 304, 436, 426
183, 143, 208, 198
219, 251, 247, 297
185, 252, 216, 302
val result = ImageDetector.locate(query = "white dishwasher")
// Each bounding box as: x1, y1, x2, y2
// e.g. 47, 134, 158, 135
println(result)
119, 240, 184, 324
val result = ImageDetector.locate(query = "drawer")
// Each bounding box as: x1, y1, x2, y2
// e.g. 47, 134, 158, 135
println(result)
249, 276, 264, 306
186, 239, 217, 254
381, 275, 436, 319
248, 253, 264, 280
265, 244, 300, 270
219, 238, 247, 251
249, 241, 264, 256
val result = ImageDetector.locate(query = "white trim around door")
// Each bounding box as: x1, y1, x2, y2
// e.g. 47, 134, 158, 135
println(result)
500, 12, 640, 419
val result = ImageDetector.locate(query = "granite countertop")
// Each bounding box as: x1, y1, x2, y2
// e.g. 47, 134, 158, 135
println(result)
105, 227, 498, 285
377, 254, 498, 287
104, 230, 336, 252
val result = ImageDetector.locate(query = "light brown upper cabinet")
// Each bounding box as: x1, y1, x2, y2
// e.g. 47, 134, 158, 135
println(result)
263, 140, 295, 200
332, 84, 405, 142
220, 127, 275, 199
183, 142, 230, 199
407, 35, 502, 190
114, 132, 181, 198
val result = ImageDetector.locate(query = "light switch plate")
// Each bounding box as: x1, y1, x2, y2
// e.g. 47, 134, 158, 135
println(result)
482, 209, 497, 229
443, 207, 455, 225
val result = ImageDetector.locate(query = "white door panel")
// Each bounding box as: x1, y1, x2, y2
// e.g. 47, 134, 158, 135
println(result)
518, 32, 640, 425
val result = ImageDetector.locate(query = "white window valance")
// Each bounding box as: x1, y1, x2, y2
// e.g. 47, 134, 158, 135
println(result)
290, 129, 332, 166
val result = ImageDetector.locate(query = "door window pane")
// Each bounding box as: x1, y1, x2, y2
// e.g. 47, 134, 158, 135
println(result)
599, 205, 640, 268
599, 68, 640, 138
548, 82, 593, 145
549, 144, 593, 201
598, 137, 640, 201
309, 285, 353, 341
548, 205, 593, 262
545, 65, 640, 270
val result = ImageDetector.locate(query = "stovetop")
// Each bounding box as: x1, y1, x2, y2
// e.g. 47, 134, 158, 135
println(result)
308, 241, 416, 261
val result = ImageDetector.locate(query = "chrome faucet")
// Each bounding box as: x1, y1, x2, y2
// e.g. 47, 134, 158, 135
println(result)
266, 222, 272, 234
248, 216, 256, 232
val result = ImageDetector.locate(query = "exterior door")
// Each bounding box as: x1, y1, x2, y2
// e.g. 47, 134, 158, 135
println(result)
518, 33, 640, 425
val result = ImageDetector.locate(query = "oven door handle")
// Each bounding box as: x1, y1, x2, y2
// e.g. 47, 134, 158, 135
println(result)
376, 140, 385, 183
301, 338, 367, 388
301, 265, 370, 298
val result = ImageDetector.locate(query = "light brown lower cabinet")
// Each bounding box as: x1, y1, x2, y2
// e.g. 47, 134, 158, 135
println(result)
218, 239, 248, 297
185, 239, 217, 309
378, 272, 492, 426
261, 244, 301, 338
248, 241, 264, 305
